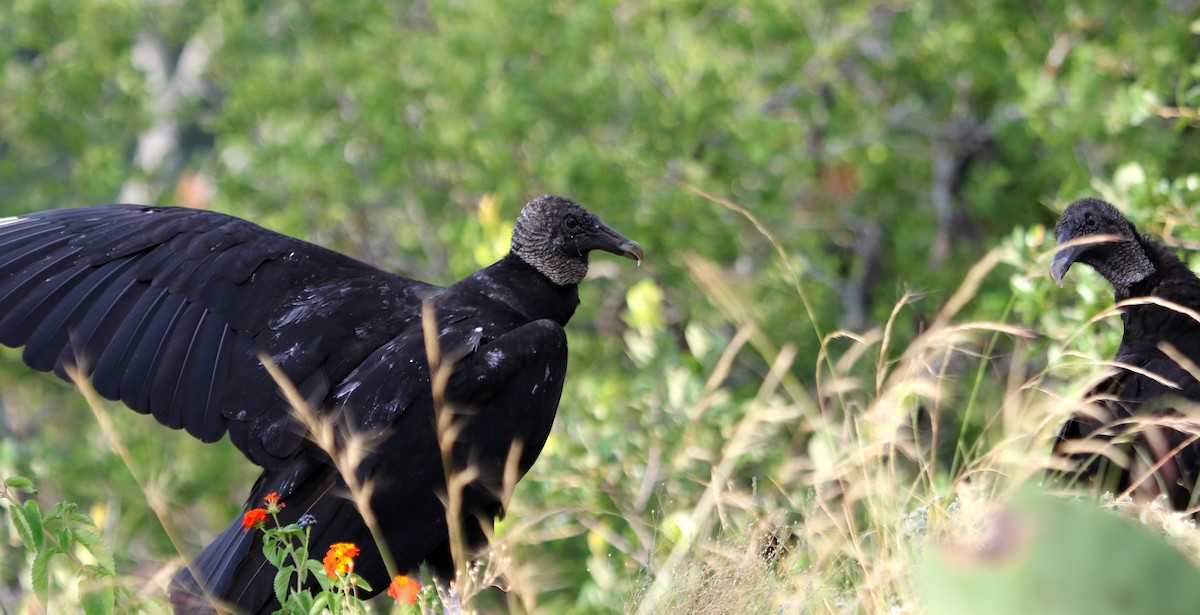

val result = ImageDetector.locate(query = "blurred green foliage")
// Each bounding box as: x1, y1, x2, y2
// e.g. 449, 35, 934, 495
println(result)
4, 0, 1200, 612
922, 491, 1200, 615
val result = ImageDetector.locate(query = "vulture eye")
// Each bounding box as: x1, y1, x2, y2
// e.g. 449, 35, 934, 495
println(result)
563, 215, 580, 232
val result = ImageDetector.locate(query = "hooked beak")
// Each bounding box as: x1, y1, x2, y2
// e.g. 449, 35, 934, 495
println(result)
583, 222, 644, 265
1049, 240, 1083, 287
1049, 231, 1131, 286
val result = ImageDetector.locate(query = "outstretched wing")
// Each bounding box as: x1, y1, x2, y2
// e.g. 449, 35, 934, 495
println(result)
0, 205, 434, 467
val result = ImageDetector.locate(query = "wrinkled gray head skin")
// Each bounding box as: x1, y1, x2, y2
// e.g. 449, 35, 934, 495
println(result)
1050, 197, 1155, 291
511, 195, 644, 286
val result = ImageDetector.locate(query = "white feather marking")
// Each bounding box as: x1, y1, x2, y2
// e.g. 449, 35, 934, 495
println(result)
485, 349, 505, 369
274, 304, 312, 327
335, 381, 362, 400
271, 342, 303, 363
0, 216, 26, 228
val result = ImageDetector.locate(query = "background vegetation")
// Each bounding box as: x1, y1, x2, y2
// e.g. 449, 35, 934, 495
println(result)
4, 0, 1200, 612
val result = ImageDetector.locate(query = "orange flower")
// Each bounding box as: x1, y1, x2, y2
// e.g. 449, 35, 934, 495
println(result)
387, 575, 421, 605
263, 492, 285, 511
322, 542, 360, 578
241, 508, 268, 532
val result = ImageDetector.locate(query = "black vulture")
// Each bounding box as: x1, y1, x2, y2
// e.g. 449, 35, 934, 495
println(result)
1049, 197, 1200, 509
0, 195, 643, 612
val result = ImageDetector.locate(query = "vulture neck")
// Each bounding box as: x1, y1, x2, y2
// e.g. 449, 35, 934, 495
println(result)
464, 253, 581, 327
1115, 236, 1200, 352
1105, 235, 1200, 301
1098, 235, 1164, 300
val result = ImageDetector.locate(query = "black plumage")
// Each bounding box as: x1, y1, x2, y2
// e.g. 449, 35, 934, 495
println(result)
1049, 197, 1200, 509
0, 195, 643, 612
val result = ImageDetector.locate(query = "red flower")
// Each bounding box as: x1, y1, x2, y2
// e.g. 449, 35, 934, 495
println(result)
263, 492, 285, 511
322, 542, 360, 578
241, 508, 268, 532
387, 575, 421, 605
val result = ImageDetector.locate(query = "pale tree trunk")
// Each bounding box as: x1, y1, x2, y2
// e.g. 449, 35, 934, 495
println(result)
118, 24, 221, 205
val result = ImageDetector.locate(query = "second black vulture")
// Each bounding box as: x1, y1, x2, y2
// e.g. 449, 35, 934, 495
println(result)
0, 195, 643, 612
1050, 197, 1200, 509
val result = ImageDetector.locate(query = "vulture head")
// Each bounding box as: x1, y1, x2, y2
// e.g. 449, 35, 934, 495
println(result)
1050, 198, 1156, 292
511, 194, 644, 286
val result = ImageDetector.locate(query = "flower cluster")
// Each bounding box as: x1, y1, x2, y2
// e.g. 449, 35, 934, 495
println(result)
264, 491, 285, 512
387, 575, 421, 605
241, 491, 289, 533
241, 508, 268, 532
229, 491, 394, 609
322, 542, 360, 578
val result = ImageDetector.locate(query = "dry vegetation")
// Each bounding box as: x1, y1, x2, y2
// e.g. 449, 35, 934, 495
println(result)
10, 194, 1200, 615
10, 204, 1200, 615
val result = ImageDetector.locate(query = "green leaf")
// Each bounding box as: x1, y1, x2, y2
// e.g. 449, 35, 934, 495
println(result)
30, 548, 52, 605
275, 525, 304, 540
45, 500, 74, 523
307, 561, 330, 590
55, 526, 74, 553
67, 510, 99, 527
9, 506, 34, 550
283, 590, 313, 614
292, 591, 314, 613
308, 593, 330, 615
80, 585, 115, 615
263, 534, 286, 568
4, 476, 37, 495
273, 565, 295, 605
13, 500, 44, 551
73, 527, 115, 573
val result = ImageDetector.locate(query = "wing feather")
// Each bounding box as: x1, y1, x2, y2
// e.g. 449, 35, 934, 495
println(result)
0, 205, 430, 466
149, 302, 208, 428
4, 263, 94, 352
0, 222, 59, 252
91, 285, 169, 404
175, 319, 235, 442
0, 241, 80, 327
120, 291, 189, 414
57, 275, 148, 379
24, 258, 136, 371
